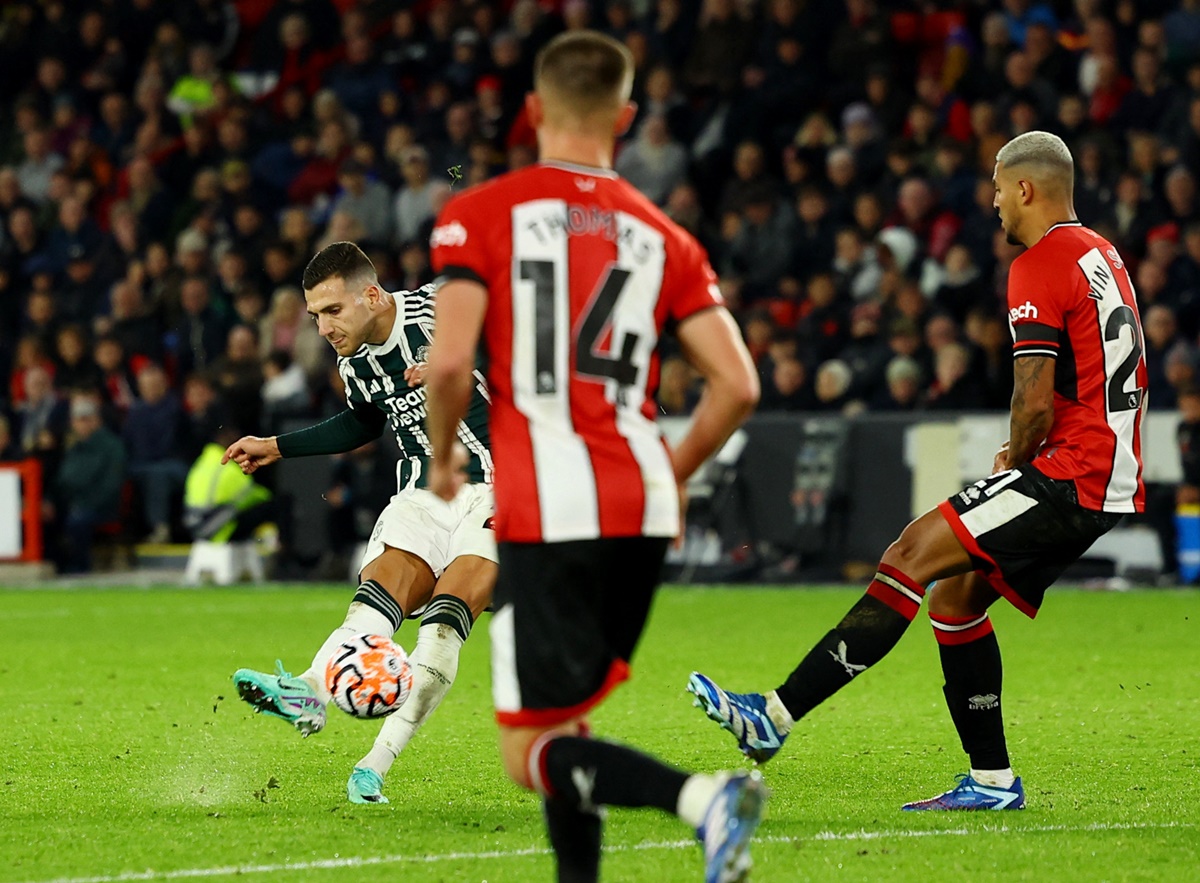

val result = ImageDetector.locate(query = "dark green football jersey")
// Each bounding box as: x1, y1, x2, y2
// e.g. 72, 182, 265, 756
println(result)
337, 284, 492, 491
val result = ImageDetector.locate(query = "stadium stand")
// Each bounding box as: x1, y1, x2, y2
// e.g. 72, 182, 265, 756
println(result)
0, 0, 1197, 572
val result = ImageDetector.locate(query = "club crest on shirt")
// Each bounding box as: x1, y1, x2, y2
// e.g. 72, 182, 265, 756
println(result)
416, 345, 431, 363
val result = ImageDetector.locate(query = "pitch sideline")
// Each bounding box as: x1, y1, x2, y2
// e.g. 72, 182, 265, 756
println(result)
18, 820, 1194, 883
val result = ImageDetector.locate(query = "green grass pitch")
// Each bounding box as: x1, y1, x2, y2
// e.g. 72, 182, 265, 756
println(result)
1, 584, 1198, 882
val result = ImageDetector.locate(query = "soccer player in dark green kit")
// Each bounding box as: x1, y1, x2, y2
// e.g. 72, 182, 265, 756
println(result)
225, 241, 495, 805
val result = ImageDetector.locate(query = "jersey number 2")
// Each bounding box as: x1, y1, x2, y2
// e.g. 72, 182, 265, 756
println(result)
520, 260, 640, 395
1105, 305, 1144, 412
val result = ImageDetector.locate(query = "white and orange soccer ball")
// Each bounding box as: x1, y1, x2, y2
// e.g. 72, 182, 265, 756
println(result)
325, 634, 414, 718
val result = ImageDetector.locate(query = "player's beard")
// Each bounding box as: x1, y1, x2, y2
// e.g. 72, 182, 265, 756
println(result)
1005, 228, 1022, 246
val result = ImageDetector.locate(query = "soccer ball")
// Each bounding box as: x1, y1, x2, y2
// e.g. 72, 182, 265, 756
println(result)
325, 634, 414, 718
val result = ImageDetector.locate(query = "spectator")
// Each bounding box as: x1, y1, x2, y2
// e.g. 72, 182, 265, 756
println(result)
45, 195, 102, 275
213, 324, 264, 434
964, 308, 1014, 409
719, 140, 773, 218
180, 372, 226, 461
657, 356, 698, 416
183, 424, 273, 544
682, 0, 753, 98
1077, 15, 1119, 99
51, 391, 126, 573
393, 146, 440, 246
796, 272, 848, 365
1102, 171, 1157, 256
932, 244, 987, 324
166, 43, 231, 122
325, 32, 392, 121
615, 114, 688, 206
15, 128, 63, 204
8, 334, 56, 409
828, 0, 892, 86
889, 177, 962, 263
761, 355, 814, 412
396, 240, 434, 292
15, 364, 67, 464
260, 349, 311, 431
93, 335, 136, 421
171, 275, 227, 378
262, 240, 300, 293
99, 279, 162, 364
124, 363, 188, 542
231, 286, 267, 335
723, 184, 796, 302
813, 358, 854, 413
125, 157, 173, 243
429, 101, 476, 181
923, 341, 986, 410
1164, 165, 1199, 228
873, 355, 923, 411
1145, 304, 1186, 410
54, 324, 100, 392
1113, 47, 1183, 135
332, 159, 392, 245
840, 302, 890, 400
22, 290, 58, 352
322, 439, 393, 568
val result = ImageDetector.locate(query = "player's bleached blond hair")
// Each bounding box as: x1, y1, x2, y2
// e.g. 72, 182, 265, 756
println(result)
995, 131, 1074, 194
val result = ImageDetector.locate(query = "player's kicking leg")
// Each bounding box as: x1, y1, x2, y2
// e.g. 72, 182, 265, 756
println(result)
233, 545, 435, 736
689, 506, 972, 763
902, 572, 1024, 810
347, 554, 495, 804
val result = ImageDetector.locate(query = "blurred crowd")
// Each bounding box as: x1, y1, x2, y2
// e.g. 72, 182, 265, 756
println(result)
1, 0, 1199, 568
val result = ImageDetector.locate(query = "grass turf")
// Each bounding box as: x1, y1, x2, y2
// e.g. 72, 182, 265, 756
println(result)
0, 584, 1197, 882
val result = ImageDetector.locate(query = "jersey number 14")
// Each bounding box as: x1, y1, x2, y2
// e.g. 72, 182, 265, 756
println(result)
520, 259, 641, 395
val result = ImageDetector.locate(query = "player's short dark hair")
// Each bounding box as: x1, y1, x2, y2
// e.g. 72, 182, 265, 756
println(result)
302, 241, 378, 291
534, 30, 633, 116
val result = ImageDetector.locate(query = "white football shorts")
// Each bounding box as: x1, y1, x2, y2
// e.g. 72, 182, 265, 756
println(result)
359, 483, 497, 578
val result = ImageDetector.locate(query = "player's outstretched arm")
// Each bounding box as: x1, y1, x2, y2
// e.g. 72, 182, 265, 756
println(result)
671, 307, 760, 484
223, 409, 388, 475
1005, 355, 1055, 470
222, 435, 281, 474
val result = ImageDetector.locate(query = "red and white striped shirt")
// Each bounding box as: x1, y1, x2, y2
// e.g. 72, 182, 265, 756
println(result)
1008, 221, 1147, 512
431, 161, 723, 542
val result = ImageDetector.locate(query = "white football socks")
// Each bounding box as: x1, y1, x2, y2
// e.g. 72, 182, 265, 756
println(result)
764, 690, 795, 735
301, 601, 397, 704
357, 621, 465, 776
971, 767, 1016, 788
676, 773, 728, 830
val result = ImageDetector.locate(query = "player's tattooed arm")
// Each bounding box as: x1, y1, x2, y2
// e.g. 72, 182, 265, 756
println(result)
1006, 355, 1055, 469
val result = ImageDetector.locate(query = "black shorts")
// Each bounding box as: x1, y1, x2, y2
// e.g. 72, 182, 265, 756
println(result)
489, 536, 669, 727
938, 464, 1122, 618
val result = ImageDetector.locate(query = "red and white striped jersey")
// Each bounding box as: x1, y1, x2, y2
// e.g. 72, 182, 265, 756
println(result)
430, 161, 723, 542
1008, 221, 1147, 512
